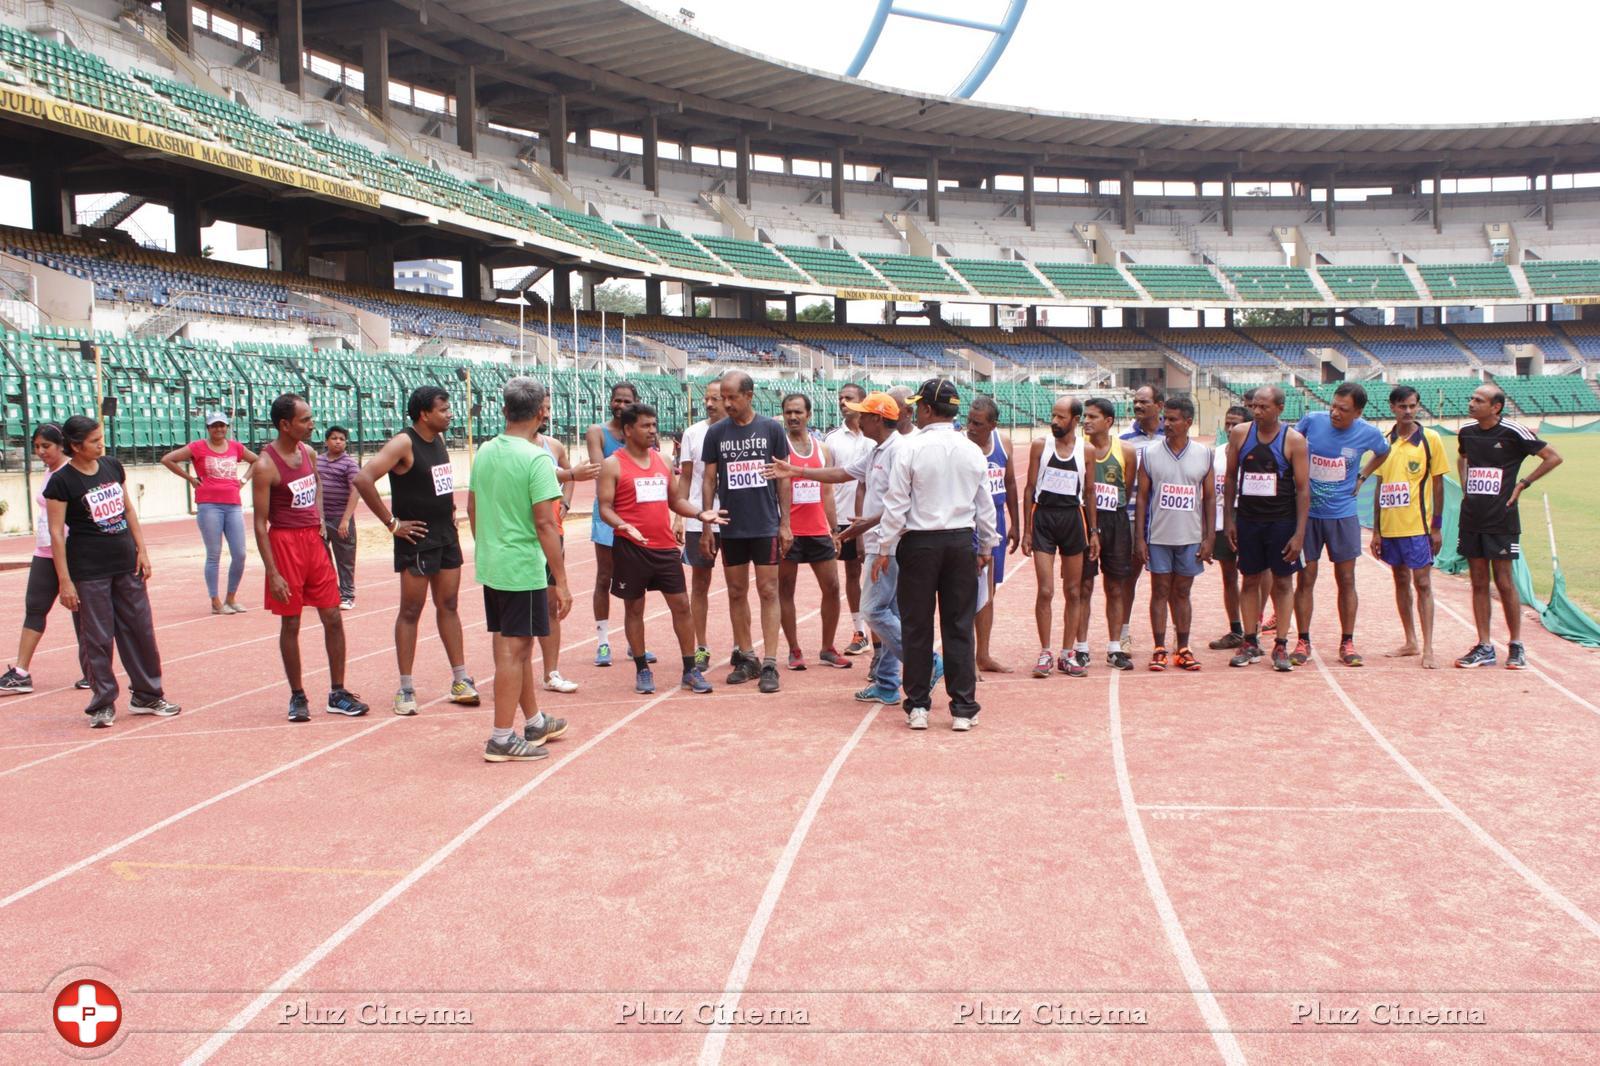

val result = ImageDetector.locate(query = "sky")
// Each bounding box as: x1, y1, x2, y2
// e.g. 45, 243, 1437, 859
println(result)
638, 0, 1596, 126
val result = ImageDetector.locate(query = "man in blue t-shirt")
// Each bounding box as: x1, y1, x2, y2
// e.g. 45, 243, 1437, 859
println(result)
1293, 383, 1389, 667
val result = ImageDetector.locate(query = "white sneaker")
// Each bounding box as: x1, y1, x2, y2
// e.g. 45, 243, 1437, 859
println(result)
339, 598, 355, 611
543, 671, 579, 694
907, 708, 929, 730
951, 716, 974, 732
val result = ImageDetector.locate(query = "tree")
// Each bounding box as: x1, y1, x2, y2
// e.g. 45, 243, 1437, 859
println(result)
1234, 308, 1304, 328
797, 301, 834, 323
694, 300, 711, 317
593, 281, 645, 315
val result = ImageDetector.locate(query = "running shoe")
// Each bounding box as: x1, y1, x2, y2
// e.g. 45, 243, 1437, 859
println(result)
787, 649, 807, 671
1175, 647, 1202, 672
327, 689, 369, 716
1075, 649, 1091, 670
543, 671, 579, 694
819, 648, 853, 669
758, 663, 781, 694
907, 708, 929, 730
1208, 631, 1246, 650
1056, 651, 1073, 675
681, 668, 713, 694
634, 668, 655, 694
594, 642, 613, 668
951, 716, 975, 732
1230, 643, 1263, 668
75, 677, 91, 690
524, 715, 568, 744
1338, 640, 1364, 668
694, 645, 711, 671
1148, 647, 1168, 672
484, 735, 549, 762
1261, 606, 1277, 632
0, 666, 32, 694
1506, 642, 1527, 670
339, 598, 355, 611
1065, 655, 1088, 679
450, 677, 481, 705
1456, 643, 1497, 669
1107, 650, 1135, 671
1290, 638, 1311, 666
287, 693, 310, 723
855, 683, 900, 704
393, 688, 418, 716
1033, 650, 1055, 678
130, 696, 181, 717
1272, 643, 1294, 672
88, 707, 114, 728
727, 652, 760, 686
844, 631, 869, 655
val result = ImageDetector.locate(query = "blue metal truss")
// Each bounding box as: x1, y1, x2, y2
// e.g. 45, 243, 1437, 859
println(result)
845, 0, 1028, 99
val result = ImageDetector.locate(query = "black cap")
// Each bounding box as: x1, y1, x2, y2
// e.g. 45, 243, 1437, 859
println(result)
915, 377, 961, 409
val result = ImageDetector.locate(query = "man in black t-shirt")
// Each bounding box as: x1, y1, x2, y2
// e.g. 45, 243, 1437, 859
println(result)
701, 370, 791, 693
1454, 384, 1562, 670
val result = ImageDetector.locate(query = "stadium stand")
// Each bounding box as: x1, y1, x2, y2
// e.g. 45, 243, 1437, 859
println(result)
1236, 328, 1353, 370
1401, 377, 1481, 417
1224, 266, 1319, 302
616, 223, 733, 275
692, 236, 809, 284
859, 254, 968, 295
543, 206, 658, 264
1558, 322, 1600, 360
776, 246, 888, 290
1034, 263, 1141, 301
1316, 265, 1421, 302
0, 25, 198, 136
1446, 324, 1565, 364
1127, 265, 1229, 301
1225, 381, 1312, 421
1496, 375, 1600, 416
1417, 263, 1520, 300
1154, 329, 1277, 368
1342, 326, 1470, 366
945, 259, 1052, 299
1523, 260, 1600, 297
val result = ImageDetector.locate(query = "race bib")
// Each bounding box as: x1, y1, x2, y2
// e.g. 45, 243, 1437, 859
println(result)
1214, 472, 1228, 524
1241, 471, 1277, 497
634, 475, 668, 503
287, 473, 317, 509
84, 482, 128, 533
1379, 481, 1412, 509
431, 462, 454, 496
1465, 467, 1503, 496
727, 459, 768, 490
1158, 482, 1198, 512
1094, 482, 1121, 512
204, 455, 237, 481
1309, 454, 1345, 483
793, 479, 822, 505
1039, 466, 1079, 499
986, 464, 1005, 497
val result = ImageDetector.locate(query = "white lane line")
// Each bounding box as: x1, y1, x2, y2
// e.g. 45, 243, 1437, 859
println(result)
697, 701, 881, 1066
1109, 672, 1247, 1066
181, 687, 678, 1066
1137, 804, 1446, 814
0, 719, 393, 910
1309, 649, 1600, 941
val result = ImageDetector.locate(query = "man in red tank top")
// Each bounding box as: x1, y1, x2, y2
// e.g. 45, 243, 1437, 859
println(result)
597, 403, 725, 696
251, 393, 368, 723
776, 393, 850, 671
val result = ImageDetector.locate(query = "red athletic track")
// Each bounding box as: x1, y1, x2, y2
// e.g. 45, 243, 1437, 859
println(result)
2, 488, 1599, 1064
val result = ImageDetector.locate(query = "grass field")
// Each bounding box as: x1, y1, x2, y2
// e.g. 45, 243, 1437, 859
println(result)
1442, 425, 1600, 614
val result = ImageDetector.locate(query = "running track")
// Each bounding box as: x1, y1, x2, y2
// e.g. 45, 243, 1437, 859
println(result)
2, 491, 1598, 1062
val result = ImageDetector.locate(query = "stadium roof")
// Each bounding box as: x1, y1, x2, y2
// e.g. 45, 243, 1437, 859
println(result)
278, 0, 1600, 183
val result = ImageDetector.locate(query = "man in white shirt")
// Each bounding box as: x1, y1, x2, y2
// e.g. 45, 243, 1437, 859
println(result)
769, 391, 905, 706
675, 379, 724, 670
824, 383, 874, 655
874, 378, 999, 732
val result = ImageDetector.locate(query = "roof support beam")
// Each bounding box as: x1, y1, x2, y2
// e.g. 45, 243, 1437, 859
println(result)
1433, 167, 1443, 234
927, 156, 940, 224
1546, 169, 1555, 230
736, 129, 751, 206
456, 65, 478, 155
1121, 168, 1135, 234
363, 28, 390, 124
1022, 160, 1035, 229
1222, 172, 1234, 236
832, 144, 845, 217
642, 112, 659, 194
548, 92, 568, 177
1324, 168, 1337, 235
278, 0, 303, 95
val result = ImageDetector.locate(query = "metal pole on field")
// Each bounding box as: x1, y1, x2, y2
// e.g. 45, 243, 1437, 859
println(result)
1544, 494, 1559, 567
518, 302, 525, 364
464, 366, 474, 471
600, 306, 607, 383
545, 302, 553, 375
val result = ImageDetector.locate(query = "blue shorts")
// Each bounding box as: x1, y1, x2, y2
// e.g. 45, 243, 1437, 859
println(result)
1236, 517, 1303, 577
1380, 533, 1435, 570
1303, 515, 1362, 564
1148, 542, 1203, 577
591, 509, 615, 549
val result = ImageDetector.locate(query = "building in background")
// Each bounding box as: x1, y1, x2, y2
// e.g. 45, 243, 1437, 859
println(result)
394, 260, 454, 297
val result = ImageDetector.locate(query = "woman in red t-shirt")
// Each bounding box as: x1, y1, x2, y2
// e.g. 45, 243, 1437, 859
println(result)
161, 411, 259, 613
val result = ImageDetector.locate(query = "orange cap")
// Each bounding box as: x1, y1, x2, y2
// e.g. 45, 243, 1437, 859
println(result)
844, 392, 901, 420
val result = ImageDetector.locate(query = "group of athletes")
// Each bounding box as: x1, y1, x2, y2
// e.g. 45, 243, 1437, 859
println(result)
8, 366, 1563, 754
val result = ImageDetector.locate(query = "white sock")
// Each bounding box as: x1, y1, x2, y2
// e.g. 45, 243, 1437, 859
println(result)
491, 727, 513, 743
596, 622, 608, 644
1075, 641, 1090, 653
529, 711, 546, 729
451, 664, 469, 683
398, 674, 414, 694
1107, 642, 1120, 657
13, 666, 28, 678
852, 613, 863, 633
1119, 624, 1131, 641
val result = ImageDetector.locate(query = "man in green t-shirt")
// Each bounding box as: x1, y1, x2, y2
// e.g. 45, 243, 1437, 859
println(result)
467, 377, 572, 762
